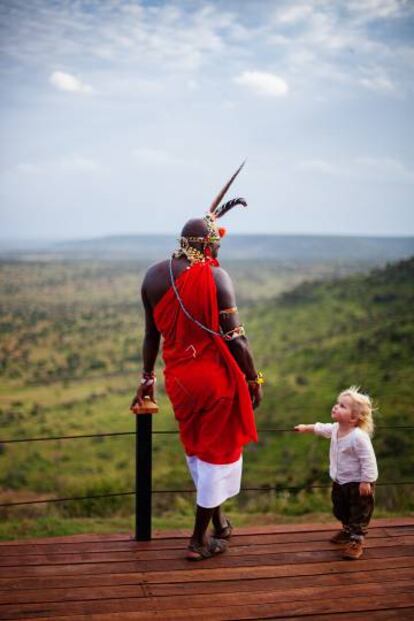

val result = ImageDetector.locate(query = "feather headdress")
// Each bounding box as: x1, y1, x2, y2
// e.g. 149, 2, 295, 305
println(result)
209, 161, 247, 218
176, 161, 248, 256
205, 161, 247, 239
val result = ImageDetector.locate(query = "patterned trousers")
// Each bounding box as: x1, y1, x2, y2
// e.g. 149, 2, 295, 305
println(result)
331, 481, 375, 541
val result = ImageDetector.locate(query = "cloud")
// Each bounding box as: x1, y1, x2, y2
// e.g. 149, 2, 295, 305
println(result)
98, 76, 163, 98
265, 0, 413, 96
297, 155, 414, 182
346, 0, 406, 21
2, 1, 412, 102
355, 156, 414, 182
1, 1, 239, 76
14, 162, 43, 175
49, 70, 94, 94
234, 71, 288, 97
274, 4, 314, 24
14, 156, 99, 175
297, 159, 345, 176
358, 69, 395, 92
60, 157, 99, 173
131, 148, 187, 167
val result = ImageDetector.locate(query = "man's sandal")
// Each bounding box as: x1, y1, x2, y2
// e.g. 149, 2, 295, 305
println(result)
213, 519, 233, 540
186, 537, 227, 561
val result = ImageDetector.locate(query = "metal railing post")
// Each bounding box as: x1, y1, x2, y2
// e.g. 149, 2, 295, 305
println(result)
135, 413, 152, 541
133, 397, 158, 541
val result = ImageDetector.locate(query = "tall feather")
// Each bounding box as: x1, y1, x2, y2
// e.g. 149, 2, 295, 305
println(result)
214, 197, 247, 219
209, 161, 246, 214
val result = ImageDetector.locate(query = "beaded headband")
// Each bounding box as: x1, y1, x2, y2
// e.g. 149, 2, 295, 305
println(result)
175, 162, 247, 262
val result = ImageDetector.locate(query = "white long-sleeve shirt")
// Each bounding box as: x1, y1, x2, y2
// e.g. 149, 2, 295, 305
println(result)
314, 422, 378, 484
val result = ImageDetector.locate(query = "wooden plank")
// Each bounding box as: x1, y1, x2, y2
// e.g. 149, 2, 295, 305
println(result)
0, 526, 300, 548
0, 522, 410, 565
0, 584, 147, 606
12, 592, 414, 621
1, 555, 413, 592
0, 526, 394, 555
1, 578, 413, 619
0, 533, 132, 547
0, 529, 403, 557
385, 526, 414, 537
2, 567, 413, 606
141, 555, 414, 585
143, 580, 414, 613
1, 543, 413, 577
1, 517, 411, 548
0, 542, 145, 556
287, 610, 414, 621
0, 557, 410, 595
148, 566, 414, 597
0, 527, 394, 557
2, 534, 412, 567
0, 572, 145, 593
5, 534, 414, 568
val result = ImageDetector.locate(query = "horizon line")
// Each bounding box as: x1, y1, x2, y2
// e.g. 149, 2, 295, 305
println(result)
1, 232, 414, 243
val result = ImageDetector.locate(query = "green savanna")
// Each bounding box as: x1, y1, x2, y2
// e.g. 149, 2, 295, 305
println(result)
0, 257, 413, 539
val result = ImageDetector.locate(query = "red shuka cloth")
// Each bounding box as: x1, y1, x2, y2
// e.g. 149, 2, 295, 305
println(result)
153, 260, 258, 464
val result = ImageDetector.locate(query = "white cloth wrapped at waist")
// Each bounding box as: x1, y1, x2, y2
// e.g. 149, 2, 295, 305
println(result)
186, 455, 243, 508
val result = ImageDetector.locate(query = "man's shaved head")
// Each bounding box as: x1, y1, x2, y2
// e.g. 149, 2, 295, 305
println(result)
180, 218, 209, 238
180, 217, 221, 259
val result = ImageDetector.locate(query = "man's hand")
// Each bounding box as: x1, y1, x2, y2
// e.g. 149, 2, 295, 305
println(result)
130, 382, 155, 414
359, 482, 373, 496
248, 383, 262, 409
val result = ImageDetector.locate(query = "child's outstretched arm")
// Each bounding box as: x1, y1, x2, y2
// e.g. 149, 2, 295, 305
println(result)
294, 424, 316, 433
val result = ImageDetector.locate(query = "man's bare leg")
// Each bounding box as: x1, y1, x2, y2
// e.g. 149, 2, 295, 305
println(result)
212, 505, 227, 532
187, 504, 228, 559
190, 505, 216, 547
212, 505, 233, 538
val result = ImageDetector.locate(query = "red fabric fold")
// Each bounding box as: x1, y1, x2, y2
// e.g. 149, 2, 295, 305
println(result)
154, 260, 258, 464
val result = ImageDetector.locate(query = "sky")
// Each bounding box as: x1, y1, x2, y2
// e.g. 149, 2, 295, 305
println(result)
0, 0, 414, 239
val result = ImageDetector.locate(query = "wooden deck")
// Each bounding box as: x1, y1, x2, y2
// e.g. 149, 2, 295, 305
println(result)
0, 518, 413, 620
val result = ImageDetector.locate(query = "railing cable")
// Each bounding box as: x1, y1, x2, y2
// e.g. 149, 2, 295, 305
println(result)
1, 481, 413, 509
1, 426, 414, 444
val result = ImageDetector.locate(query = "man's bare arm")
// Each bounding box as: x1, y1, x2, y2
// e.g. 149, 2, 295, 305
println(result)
130, 285, 161, 410
141, 287, 161, 374
213, 267, 262, 409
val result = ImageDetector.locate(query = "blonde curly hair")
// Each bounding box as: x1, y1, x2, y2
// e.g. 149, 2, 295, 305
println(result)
339, 385, 375, 437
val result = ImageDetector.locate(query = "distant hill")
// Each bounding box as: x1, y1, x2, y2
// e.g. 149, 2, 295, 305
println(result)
1, 234, 413, 264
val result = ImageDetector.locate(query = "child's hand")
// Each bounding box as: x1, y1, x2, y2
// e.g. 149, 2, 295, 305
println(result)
359, 482, 372, 496
294, 424, 307, 432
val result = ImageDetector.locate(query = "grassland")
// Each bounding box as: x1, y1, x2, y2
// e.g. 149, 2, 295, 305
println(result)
0, 257, 413, 539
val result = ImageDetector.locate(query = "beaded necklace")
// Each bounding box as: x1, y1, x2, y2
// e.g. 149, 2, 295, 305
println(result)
173, 241, 206, 265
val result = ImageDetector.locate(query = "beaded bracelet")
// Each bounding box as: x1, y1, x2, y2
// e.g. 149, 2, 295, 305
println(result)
222, 325, 245, 341
140, 371, 156, 386
219, 306, 238, 317
247, 371, 264, 386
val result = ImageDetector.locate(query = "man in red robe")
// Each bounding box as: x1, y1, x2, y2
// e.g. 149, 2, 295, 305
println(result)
131, 168, 263, 560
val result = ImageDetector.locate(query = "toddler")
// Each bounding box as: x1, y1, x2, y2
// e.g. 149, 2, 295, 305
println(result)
295, 386, 378, 560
